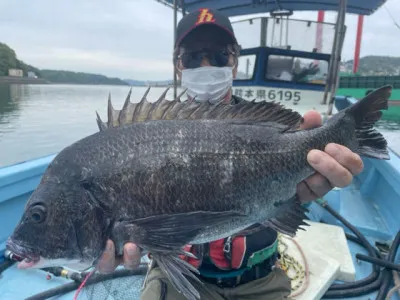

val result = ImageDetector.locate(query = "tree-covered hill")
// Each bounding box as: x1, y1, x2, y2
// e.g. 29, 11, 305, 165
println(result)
0, 42, 128, 85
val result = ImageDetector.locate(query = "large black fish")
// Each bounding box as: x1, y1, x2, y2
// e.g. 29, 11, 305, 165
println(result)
7, 85, 391, 300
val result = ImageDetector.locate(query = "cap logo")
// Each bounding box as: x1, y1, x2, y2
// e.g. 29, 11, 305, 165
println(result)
196, 8, 216, 25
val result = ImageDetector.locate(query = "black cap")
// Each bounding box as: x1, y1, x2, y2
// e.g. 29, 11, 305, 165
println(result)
175, 8, 237, 48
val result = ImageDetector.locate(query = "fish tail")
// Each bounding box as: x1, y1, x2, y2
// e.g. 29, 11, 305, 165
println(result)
345, 85, 392, 160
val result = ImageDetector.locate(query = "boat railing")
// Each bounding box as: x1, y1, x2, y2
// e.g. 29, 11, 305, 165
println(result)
339, 74, 400, 89
0, 154, 56, 204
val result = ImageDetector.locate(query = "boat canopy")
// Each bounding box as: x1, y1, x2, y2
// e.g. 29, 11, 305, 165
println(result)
157, 0, 386, 109
156, 0, 387, 17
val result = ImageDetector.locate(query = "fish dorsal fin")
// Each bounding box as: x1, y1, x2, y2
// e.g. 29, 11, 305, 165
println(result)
95, 86, 303, 132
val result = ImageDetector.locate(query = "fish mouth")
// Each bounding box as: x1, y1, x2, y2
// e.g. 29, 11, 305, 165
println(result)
6, 238, 41, 269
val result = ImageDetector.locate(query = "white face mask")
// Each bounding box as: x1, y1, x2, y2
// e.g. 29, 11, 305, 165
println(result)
181, 66, 233, 103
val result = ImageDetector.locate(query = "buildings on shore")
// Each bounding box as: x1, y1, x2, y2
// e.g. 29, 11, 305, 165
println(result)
7, 68, 38, 78
8, 69, 23, 77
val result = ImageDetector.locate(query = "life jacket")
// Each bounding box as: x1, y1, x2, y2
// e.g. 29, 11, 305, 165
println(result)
179, 225, 278, 271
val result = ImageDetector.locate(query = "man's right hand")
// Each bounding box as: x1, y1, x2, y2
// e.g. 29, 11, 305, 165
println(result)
97, 240, 141, 273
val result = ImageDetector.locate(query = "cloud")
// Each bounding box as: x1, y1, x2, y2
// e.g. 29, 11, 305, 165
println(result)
0, 0, 176, 80
0, 0, 398, 80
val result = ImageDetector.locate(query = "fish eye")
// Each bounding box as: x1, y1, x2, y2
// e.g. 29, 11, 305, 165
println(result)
30, 204, 47, 223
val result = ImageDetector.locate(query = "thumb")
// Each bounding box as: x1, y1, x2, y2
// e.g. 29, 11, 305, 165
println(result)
299, 110, 322, 130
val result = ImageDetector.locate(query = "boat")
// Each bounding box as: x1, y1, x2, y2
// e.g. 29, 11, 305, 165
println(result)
230, 14, 335, 117
337, 73, 400, 121
160, 0, 395, 122
1, 93, 399, 299
1, 0, 399, 299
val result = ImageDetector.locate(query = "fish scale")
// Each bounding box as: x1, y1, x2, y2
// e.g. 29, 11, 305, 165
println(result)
74, 121, 295, 214
6, 85, 392, 300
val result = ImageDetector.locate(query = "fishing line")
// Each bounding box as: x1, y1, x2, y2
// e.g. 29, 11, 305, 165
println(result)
384, 4, 400, 31
73, 269, 96, 300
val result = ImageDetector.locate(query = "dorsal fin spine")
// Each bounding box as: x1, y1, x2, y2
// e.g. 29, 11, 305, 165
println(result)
95, 86, 303, 132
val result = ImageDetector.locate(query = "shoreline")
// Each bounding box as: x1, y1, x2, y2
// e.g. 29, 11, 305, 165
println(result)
0, 77, 171, 87
0, 76, 49, 84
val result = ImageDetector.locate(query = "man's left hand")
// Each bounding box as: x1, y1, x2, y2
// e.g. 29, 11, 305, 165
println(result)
296, 110, 364, 203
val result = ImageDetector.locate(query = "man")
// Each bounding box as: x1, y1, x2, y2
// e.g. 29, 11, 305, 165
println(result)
97, 8, 363, 300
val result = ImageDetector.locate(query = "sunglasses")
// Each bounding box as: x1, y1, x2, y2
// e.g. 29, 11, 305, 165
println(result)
178, 48, 234, 69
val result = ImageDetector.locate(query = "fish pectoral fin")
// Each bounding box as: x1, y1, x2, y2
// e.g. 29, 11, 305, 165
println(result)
265, 196, 310, 237
110, 210, 246, 255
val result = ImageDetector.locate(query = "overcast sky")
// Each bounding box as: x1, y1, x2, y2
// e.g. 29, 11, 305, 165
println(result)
0, 0, 398, 81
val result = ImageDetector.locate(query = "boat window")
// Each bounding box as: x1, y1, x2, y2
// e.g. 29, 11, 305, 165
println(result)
266, 55, 328, 85
235, 54, 257, 80
232, 17, 336, 54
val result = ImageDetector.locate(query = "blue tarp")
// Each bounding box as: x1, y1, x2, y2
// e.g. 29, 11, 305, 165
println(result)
156, 0, 387, 17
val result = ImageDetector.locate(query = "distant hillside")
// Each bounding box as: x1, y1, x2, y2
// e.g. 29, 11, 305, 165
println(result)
123, 79, 174, 87
123, 79, 146, 86
342, 56, 400, 76
0, 42, 144, 85
0, 42, 41, 77
40, 70, 128, 85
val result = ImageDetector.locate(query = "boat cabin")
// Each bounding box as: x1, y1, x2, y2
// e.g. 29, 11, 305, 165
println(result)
231, 14, 335, 109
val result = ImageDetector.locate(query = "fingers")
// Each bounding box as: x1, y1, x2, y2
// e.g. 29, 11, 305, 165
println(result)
97, 240, 120, 273
297, 144, 364, 203
97, 241, 142, 273
300, 111, 364, 177
298, 110, 322, 130
307, 150, 350, 189
296, 111, 364, 203
324, 143, 364, 176
296, 176, 324, 202
304, 172, 333, 199
308, 144, 363, 185
122, 243, 142, 270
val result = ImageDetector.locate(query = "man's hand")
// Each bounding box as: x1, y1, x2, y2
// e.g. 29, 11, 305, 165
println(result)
296, 110, 364, 202
97, 240, 141, 273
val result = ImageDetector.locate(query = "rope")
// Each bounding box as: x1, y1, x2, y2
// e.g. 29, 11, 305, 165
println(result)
277, 233, 309, 297
386, 271, 400, 299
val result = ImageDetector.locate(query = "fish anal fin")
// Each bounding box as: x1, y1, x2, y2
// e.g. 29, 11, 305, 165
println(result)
153, 253, 202, 300
265, 196, 310, 237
